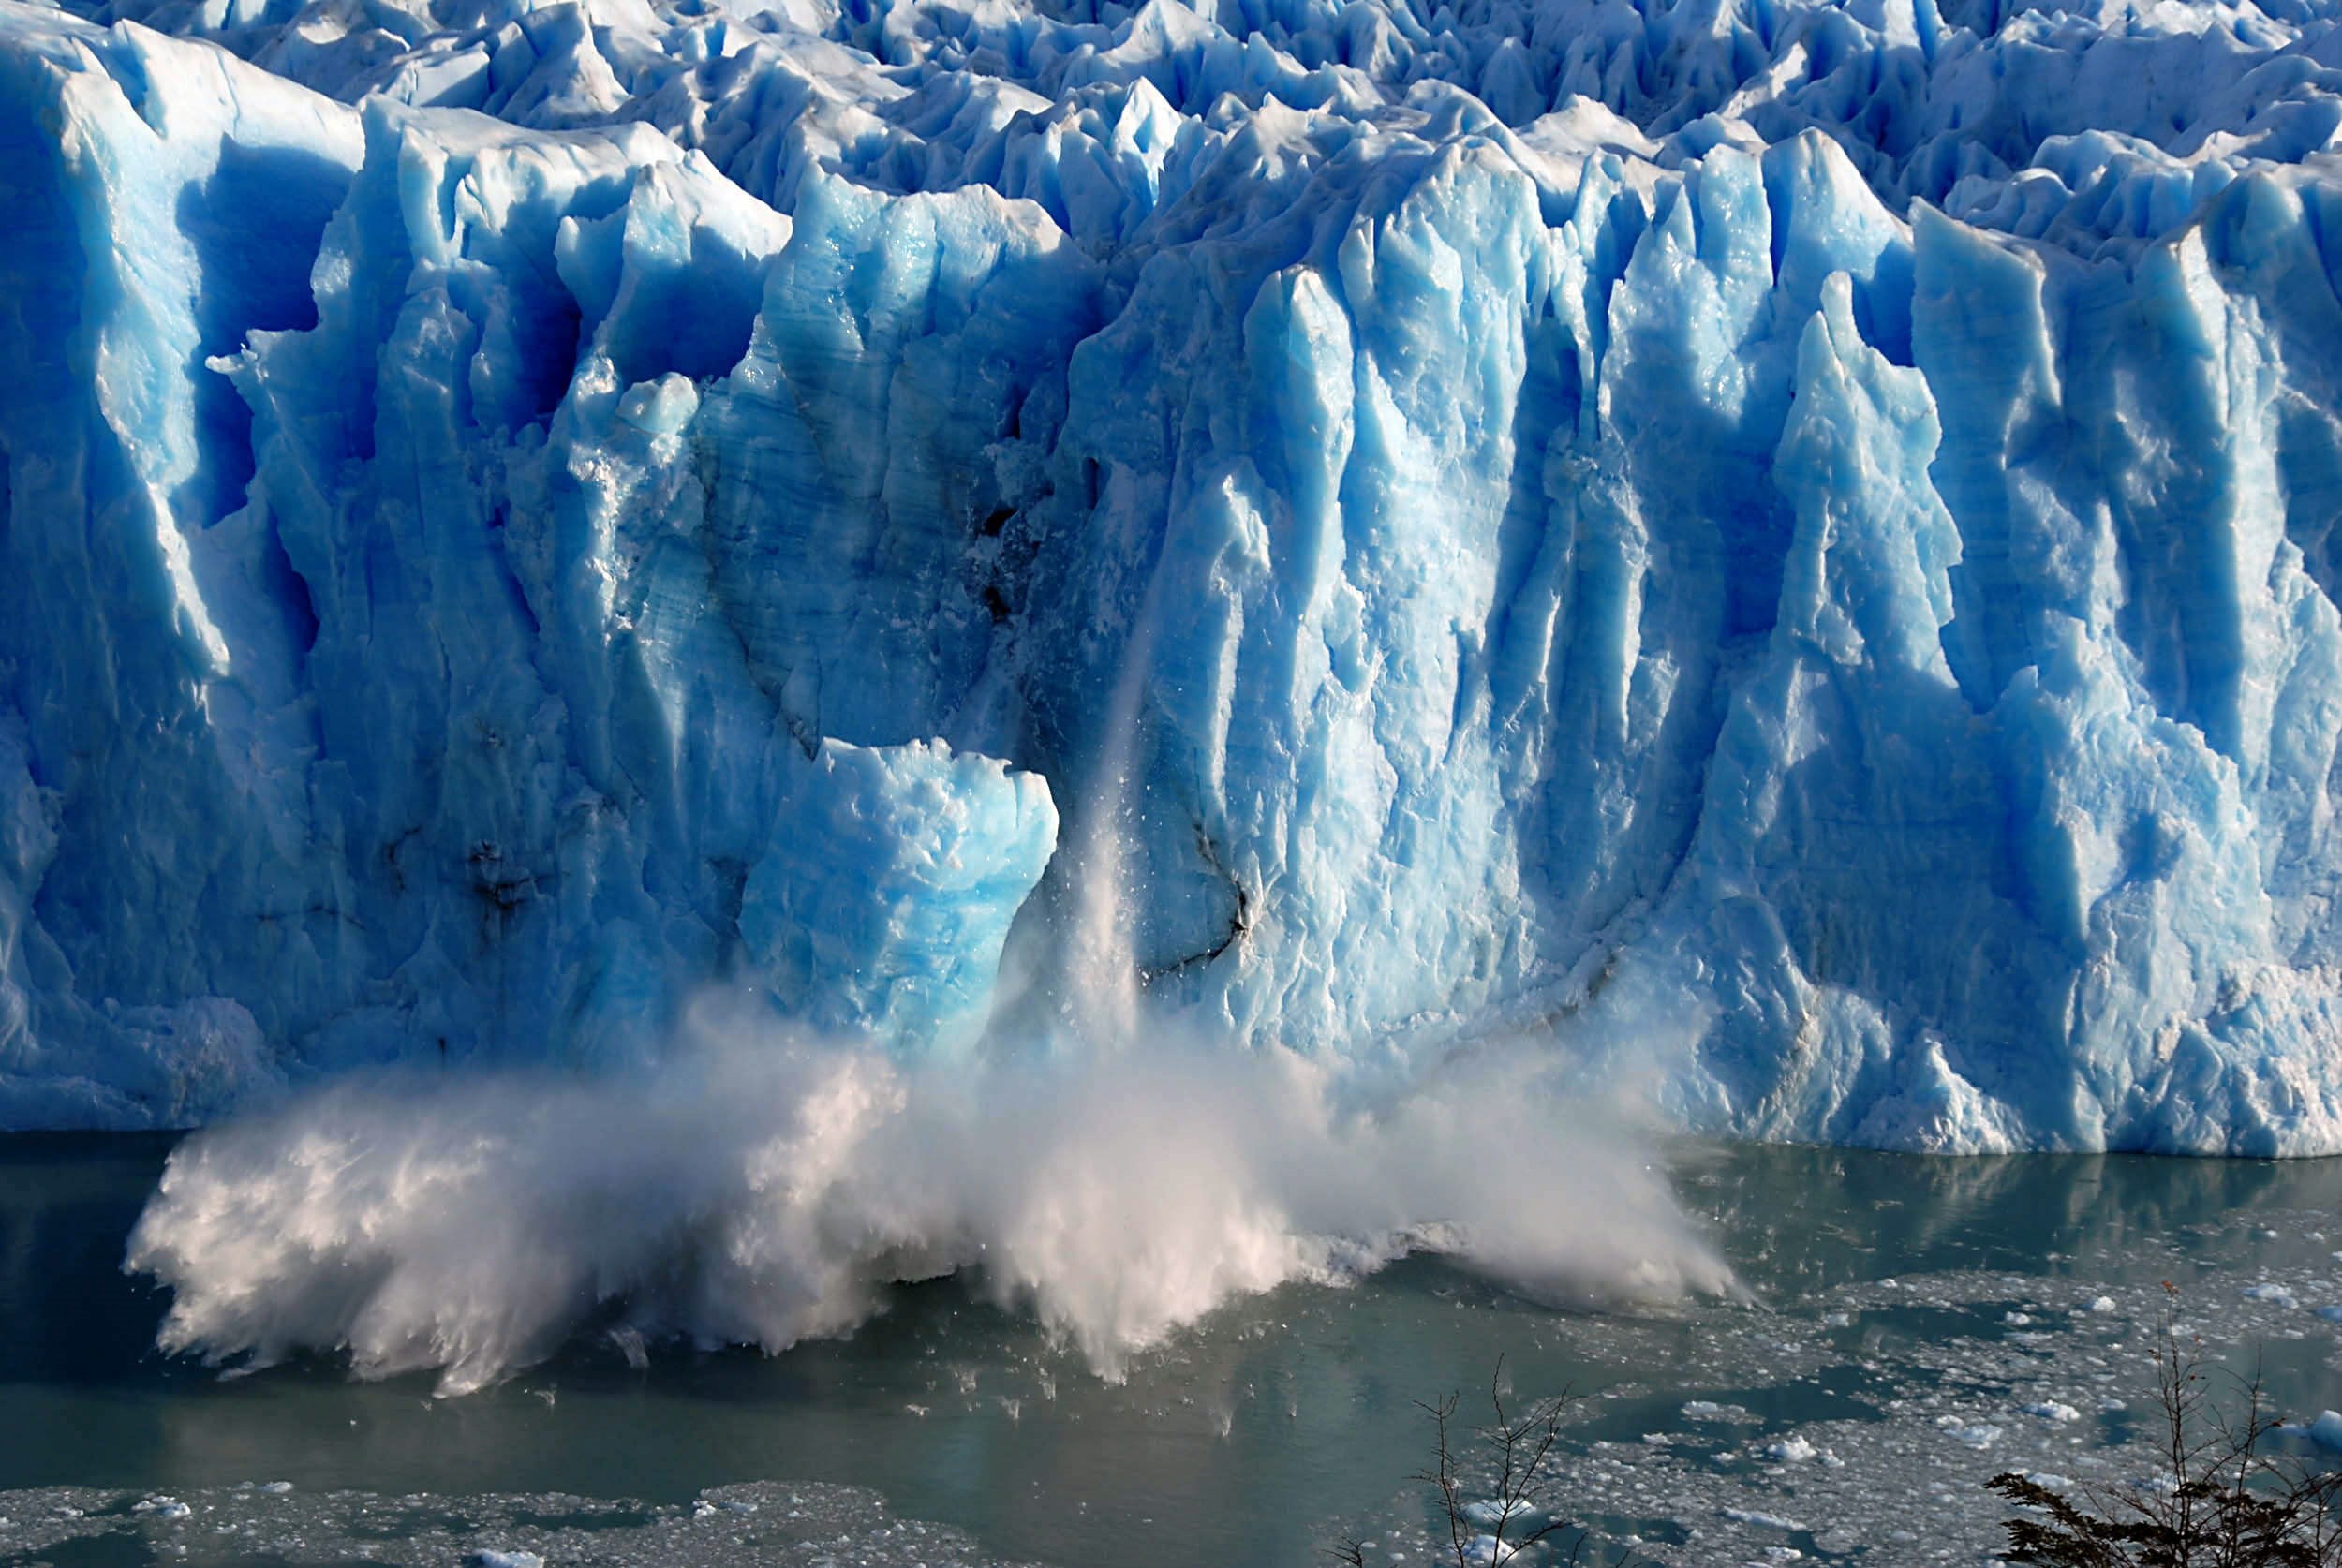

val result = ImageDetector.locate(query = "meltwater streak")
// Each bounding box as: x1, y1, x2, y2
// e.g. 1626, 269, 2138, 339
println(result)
124, 1014, 1733, 1395
1050, 551, 1164, 1046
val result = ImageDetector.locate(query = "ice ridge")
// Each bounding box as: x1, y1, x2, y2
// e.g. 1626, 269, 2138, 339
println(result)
7, 0, 2342, 1150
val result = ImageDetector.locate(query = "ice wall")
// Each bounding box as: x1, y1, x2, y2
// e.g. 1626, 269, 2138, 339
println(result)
7, 0, 2342, 1150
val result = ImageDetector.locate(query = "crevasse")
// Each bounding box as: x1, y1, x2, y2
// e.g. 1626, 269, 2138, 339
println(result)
7, 0, 2342, 1151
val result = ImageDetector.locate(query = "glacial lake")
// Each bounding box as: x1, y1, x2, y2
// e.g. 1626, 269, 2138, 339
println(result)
5, 1134, 2340, 1567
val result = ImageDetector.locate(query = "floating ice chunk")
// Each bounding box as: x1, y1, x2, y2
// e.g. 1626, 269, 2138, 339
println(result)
1935, 1417, 2002, 1447
2023, 1402, 2082, 1424
1722, 1507, 1807, 1531
2243, 1284, 2300, 1308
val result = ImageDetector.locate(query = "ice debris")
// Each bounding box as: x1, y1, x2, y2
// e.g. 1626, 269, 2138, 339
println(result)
2, 1482, 1021, 1568
1936, 1417, 2002, 1448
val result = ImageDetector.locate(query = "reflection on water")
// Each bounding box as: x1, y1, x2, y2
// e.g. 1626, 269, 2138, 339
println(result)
1687, 1141, 2342, 1281
4, 1133, 2339, 1567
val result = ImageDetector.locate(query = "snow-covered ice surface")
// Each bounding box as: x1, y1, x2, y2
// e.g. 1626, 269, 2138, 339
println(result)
13, 0, 2342, 1153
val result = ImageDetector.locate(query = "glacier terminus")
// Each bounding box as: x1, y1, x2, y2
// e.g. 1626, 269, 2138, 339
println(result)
7, 0, 2342, 1154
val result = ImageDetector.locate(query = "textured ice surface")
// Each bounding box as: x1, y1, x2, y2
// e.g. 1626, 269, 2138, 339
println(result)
1320, 1212, 2342, 1565
10, 0, 2342, 1148
0, 1481, 1035, 1566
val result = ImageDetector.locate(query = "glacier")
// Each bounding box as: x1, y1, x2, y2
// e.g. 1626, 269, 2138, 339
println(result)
7, 0, 2342, 1153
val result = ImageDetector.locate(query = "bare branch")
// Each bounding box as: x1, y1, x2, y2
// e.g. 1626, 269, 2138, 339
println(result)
1987, 1287, 2342, 1567
1392, 1360, 1648, 1568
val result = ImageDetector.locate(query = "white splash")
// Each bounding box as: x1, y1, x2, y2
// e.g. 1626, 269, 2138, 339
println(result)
126, 1006, 1735, 1395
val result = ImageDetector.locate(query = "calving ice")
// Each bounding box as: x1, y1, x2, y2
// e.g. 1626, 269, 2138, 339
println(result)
5, 0, 2342, 1154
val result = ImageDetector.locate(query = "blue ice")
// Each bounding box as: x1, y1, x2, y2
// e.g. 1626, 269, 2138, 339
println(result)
7, 0, 2342, 1152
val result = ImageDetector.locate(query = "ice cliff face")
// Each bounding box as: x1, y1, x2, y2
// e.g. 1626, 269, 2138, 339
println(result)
7, 0, 2342, 1150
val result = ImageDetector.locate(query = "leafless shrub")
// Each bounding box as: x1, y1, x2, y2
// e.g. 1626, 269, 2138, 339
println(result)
1328, 1357, 1644, 1567
1990, 1285, 2342, 1567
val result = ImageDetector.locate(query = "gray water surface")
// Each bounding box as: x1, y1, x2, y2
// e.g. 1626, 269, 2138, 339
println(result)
6, 1135, 2340, 1566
